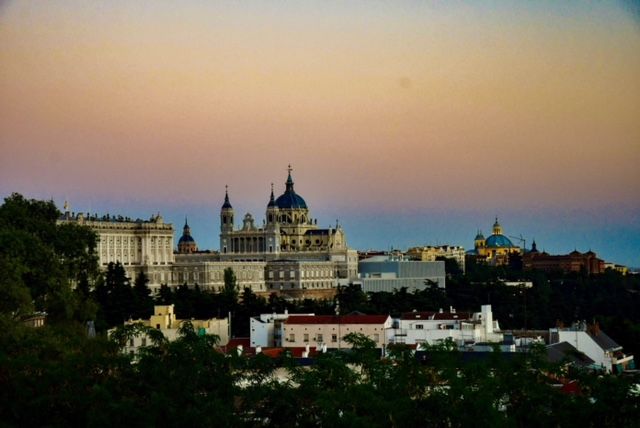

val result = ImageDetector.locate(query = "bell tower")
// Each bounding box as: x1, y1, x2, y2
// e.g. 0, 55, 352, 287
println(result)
266, 183, 279, 227
492, 217, 503, 235
220, 186, 234, 254
265, 183, 280, 254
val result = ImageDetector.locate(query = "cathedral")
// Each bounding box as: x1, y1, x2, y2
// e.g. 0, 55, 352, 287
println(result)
218, 167, 357, 282
220, 166, 348, 260
62, 166, 358, 297
469, 218, 522, 266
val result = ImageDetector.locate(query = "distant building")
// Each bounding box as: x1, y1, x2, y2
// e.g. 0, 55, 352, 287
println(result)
59, 167, 359, 298
549, 322, 634, 373
250, 311, 315, 348
523, 243, 604, 274
21, 312, 46, 328
391, 305, 503, 347
177, 218, 198, 253
218, 167, 358, 281
603, 262, 628, 275
467, 218, 522, 266
114, 304, 230, 354
58, 211, 175, 287
265, 260, 336, 296
357, 255, 446, 292
406, 245, 466, 273
282, 314, 393, 350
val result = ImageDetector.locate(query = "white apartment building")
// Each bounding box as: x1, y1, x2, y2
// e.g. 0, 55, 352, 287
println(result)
392, 305, 503, 347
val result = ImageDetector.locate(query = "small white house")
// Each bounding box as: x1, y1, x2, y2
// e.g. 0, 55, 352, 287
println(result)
549, 323, 634, 373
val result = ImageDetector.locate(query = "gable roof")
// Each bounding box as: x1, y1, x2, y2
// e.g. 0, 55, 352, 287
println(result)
589, 330, 621, 351
547, 342, 595, 367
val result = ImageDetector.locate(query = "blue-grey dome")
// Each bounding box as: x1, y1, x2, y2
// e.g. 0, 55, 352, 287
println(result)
485, 234, 515, 248
275, 192, 307, 210
275, 171, 307, 210
178, 234, 195, 244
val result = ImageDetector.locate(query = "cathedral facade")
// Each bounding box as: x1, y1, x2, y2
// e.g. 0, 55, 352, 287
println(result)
468, 218, 522, 266
218, 167, 357, 280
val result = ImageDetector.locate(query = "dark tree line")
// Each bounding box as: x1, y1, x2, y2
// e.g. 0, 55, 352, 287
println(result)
1, 320, 638, 427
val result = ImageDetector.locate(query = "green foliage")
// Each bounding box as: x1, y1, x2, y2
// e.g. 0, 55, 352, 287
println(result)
0, 193, 99, 322
222, 267, 238, 304
132, 271, 153, 320
94, 262, 135, 329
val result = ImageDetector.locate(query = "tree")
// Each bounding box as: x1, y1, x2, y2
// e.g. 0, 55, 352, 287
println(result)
132, 271, 153, 320
0, 193, 98, 322
94, 262, 134, 329
220, 267, 238, 312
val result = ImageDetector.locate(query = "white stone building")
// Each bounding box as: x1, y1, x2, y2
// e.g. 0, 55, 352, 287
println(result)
59, 211, 175, 288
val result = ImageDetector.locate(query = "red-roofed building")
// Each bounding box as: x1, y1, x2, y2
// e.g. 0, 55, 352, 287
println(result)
283, 314, 393, 350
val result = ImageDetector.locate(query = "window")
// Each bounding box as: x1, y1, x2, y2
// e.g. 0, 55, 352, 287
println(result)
373, 334, 379, 342
129, 339, 134, 347
141, 338, 147, 346
303, 334, 309, 342
289, 333, 295, 342
332, 334, 337, 343
416, 324, 424, 330
317, 334, 323, 343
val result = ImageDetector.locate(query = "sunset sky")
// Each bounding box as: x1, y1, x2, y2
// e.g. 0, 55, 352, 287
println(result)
1, 1, 639, 266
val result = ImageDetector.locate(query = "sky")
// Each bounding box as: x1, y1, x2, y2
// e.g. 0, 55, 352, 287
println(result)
1, 1, 639, 267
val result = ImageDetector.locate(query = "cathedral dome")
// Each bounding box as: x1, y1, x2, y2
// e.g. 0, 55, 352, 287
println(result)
276, 192, 307, 210
485, 234, 515, 248
178, 234, 195, 244
177, 218, 198, 253
275, 169, 308, 210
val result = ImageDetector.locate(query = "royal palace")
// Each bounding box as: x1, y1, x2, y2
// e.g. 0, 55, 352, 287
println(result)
60, 168, 358, 298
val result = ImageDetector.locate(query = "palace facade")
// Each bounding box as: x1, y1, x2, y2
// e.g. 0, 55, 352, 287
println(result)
60, 167, 358, 297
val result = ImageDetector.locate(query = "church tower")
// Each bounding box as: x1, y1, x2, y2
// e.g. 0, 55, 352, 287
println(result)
265, 183, 279, 227
265, 183, 280, 255
220, 186, 234, 254
474, 230, 486, 252
492, 217, 503, 235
